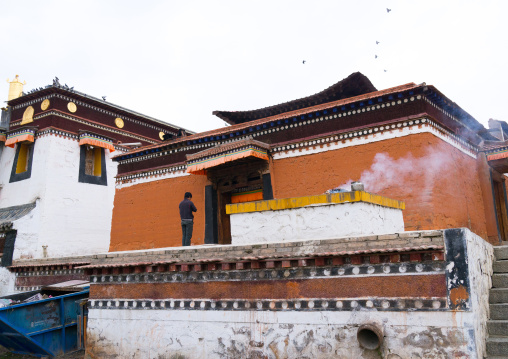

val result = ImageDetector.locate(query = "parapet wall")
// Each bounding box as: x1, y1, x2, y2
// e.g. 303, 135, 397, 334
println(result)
226, 191, 404, 244
84, 228, 494, 359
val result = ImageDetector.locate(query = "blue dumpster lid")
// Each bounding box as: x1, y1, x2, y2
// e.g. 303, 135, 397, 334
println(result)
0, 316, 52, 357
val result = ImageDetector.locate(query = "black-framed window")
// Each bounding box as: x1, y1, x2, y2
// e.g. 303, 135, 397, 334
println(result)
9, 142, 34, 183
0, 231, 16, 267
78, 145, 107, 185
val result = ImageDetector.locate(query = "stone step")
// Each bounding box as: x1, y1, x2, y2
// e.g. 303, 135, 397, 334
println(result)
494, 260, 508, 273
488, 320, 508, 336
491, 288, 508, 303
495, 246, 508, 260
487, 356, 508, 359
493, 274, 508, 288
487, 337, 508, 356
491, 304, 508, 320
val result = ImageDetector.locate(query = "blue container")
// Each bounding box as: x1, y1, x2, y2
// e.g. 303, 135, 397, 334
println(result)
0, 289, 89, 358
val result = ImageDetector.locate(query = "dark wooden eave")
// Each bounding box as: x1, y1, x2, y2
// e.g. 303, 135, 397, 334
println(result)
8, 85, 191, 134
213, 72, 377, 125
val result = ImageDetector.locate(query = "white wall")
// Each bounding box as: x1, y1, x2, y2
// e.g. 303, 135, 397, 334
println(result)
465, 229, 494, 359
0, 267, 15, 296
11, 200, 41, 261
0, 142, 47, 207
87, 308, 475, 359
230, 202, 404, 245
0, 135, 117, 260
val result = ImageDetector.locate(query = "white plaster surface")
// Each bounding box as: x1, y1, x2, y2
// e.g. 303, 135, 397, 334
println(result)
464, 229, 494, 359
11, 200, 41, 261
0, 267, 15, 297
0, 135, 117, 260
87, 308, 476, 359
272, 121, 477, 161
231, 202, 404, 245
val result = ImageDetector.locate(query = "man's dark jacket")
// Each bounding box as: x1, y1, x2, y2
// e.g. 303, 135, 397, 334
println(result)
179, 199, 197, 220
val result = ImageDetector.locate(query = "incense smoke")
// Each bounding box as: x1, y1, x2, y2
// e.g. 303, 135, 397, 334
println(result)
333, 146, 452, 195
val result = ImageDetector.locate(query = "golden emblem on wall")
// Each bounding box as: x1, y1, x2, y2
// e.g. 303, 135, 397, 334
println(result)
159, 131, 165, 140
41, 99, 50, 111
115, 117, 124, 128
67, 102, 77, 113
20, 106, 34, 125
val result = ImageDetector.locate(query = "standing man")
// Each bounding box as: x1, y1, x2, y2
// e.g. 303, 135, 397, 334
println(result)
179, 192, 197, 246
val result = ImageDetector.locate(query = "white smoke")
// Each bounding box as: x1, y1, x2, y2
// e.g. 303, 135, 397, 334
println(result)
334, 145, 453, 195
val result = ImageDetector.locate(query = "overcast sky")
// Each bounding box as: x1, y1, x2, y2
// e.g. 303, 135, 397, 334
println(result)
1, 0, 507, 133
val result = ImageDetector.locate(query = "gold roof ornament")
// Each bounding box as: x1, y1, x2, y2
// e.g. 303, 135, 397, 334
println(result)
20, 106, 34, 125
115, 117, 124, 128
41, 99, 50, 111
67, 102, 77, 113
6, 75, 26, 102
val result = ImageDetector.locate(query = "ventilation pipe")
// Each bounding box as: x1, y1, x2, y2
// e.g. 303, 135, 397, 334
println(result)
351, 181, 364, 191
357, 321, 384, 350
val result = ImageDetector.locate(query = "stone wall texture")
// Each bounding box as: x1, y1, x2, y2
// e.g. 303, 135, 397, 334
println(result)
87, 309, 474, 359
465, 229, 494, 358
85, 229, 496, 358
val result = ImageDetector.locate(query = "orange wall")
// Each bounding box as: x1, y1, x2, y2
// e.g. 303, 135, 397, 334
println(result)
110, 174, 208, 251
110, 132, 491, 251
271, 132, 489, 240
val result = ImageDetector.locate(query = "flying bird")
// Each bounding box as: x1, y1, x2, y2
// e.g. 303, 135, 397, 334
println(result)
375, 55, 378, 59
102, 96, 107, 101
376, 41, 380, 44
384, 69, 387, 72
303, 60, 306, 64
387, 8, 391, 13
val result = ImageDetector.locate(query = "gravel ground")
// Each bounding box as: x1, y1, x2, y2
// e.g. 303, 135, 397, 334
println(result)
0, 347, 84, 359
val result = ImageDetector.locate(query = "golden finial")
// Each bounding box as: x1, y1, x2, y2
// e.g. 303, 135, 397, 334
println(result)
6, 74, 26, 101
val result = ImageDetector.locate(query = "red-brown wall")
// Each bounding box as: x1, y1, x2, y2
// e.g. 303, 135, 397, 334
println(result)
110, 174, 208, 251
110, 132, 493, 251
271, 132, 489, 241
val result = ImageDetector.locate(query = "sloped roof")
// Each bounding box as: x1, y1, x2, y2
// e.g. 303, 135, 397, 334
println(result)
8, 84, 193, 135
186, 139, 270, 161
0, 202, 36, 232
113, 81, 419, 160
213, 72, 377, 125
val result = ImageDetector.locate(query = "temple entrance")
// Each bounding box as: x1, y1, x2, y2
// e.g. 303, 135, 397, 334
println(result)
217, 191, 232, 244
185, 139, 272, 244
210, 163, 266, 244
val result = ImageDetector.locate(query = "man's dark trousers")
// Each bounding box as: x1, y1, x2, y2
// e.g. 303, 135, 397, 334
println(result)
181, 219, 193, 246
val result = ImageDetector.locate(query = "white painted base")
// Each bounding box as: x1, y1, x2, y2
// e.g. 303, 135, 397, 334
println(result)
87, 309, 475, 359
465, 229, 494, 359
0, 267, 15, 297
231, 202, 404, 245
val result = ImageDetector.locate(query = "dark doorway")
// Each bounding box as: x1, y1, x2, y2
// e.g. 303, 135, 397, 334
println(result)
217, 191, 232, 244
491, 170, 508, 242
207, 159, 269, 245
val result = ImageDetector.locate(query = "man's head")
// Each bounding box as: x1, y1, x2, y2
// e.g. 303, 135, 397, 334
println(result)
184, 192, 192, 199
